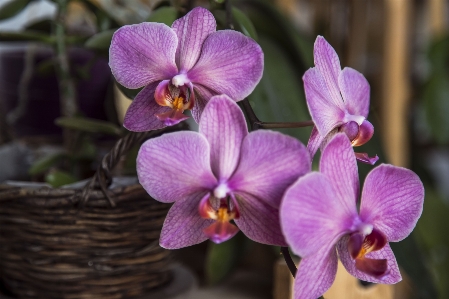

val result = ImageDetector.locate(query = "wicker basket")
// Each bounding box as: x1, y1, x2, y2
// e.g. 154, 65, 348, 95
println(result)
0, 129, 181, 299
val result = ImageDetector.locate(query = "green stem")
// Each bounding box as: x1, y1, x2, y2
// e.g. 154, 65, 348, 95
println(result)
55, 0, 77, 118
55, 0, 78, 152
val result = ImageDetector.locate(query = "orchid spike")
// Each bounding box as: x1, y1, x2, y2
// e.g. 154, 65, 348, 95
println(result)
280, 133, 424, 299
137, 95, 310, 249
304, 36, 378, 165
109, 7, 263, 131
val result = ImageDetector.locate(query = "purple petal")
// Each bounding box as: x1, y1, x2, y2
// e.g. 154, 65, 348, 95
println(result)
313, 36, 344, 110
123, 82, 171, 132
229, 130, 310, 208
320, 133, 360, 213
199, 95, 248, 181
355, 152, 379, 165
339, 67, 370, 118
160, 192, 214, 249
337, 237, 402, 284
352, 119, 374, 147
137, 131, 217, 203
233, 192, 287, 246
303, 67, 345, 137
191, 84, 215, 123
110, 23, 178, 89
294, 245, 338, 299
280, 172, 355, 257
360, 164, 424, 242
339, 121, 359, 142
172, 7, 216, 72
306, 126, 323, 160
203, 221, 239, 244
188, 30, 264, 101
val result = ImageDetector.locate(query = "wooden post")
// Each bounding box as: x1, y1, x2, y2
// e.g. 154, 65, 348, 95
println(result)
429, 0, 447, 38
381, 0, 411, 167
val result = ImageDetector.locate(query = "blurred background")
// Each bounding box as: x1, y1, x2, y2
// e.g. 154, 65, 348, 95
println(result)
0, 0, 448, 298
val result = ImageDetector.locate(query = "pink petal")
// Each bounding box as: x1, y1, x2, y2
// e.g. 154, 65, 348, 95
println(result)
137, 131, 217, 203
313, 36, 344, 110
339, 121, 359, 142
233, 192, 287, 246
110, 23, 178, 89
280, 172, 355, 258
352, 119, 374, 147
191, 84, 215, 123
355, 152, 379, 165
203, 221, 239, 244
320, 133, 360, 213
360, 164, 424, 242
303, 67, 345, 137
199, 95, 248, 181
339, 67, 370, 118
294, 245, 338, 299
337, 237, 402, 284
188, 30, 264, 101
123, 82, 171, 132
306, 126, 323, 160
229, 130, 310, 208
160, 192, 214, 249
172, 7, 216, 72
155, 109, 189, 126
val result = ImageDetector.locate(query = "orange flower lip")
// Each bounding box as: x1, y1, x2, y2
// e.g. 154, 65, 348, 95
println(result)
199, 195, 240, 244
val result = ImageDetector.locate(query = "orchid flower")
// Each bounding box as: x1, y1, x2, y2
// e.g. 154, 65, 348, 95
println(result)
137, 95, 310, 248
280, 133, 424, 299
109, 7, 263, 131
304, 36, 378, 165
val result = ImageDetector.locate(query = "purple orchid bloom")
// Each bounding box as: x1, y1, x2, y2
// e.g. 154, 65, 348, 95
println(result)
109, 7, 263, 131
280, 133, 424, 299
304, 36, 378, 165
137, 94, 310, 248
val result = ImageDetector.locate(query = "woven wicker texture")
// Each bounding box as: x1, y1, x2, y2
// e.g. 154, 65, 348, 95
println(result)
0, 127, 186, 299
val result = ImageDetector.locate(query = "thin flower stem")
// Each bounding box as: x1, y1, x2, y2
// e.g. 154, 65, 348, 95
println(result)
257, 121, 314, 129
225, 0, 234, 29
281, 246, 297, 277
239, 99, 261, 131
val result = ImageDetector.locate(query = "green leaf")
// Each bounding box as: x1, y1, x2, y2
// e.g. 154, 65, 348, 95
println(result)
45, 170, 78, 188
84, 29, 116, 51
0, 0, 31, 20
29, 152, 66, 176
55, 116, 122, 136
236, 0, 313, 68
428, 36, 449, 74
147, 6, 178, 26
422, 74, 449, 144
0, 31, 53, 43
247, 36, 311, 144
24, 19, 53, 33
205, 232, 244, 285
409, 187, 446, 299
116, 82, 142, 100
232, 7, 258, 40
73, 138, 97, 160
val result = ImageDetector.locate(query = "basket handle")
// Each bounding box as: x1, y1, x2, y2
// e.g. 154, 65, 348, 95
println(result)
80, 124, 188, 208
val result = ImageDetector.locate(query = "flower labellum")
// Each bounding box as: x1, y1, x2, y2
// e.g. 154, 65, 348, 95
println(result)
304, 36, 378, 164
137, 95, 310, 248
109, 7, 263, 131
280, 133, 424, 299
